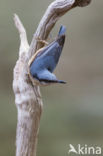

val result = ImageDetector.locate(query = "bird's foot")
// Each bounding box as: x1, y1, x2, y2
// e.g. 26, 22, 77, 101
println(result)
35, 37, 48, 45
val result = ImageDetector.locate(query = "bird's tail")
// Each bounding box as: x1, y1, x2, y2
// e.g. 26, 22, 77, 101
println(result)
58, 25, 66, 37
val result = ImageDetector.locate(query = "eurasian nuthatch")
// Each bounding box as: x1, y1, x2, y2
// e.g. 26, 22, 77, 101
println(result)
28, 25, 66, 86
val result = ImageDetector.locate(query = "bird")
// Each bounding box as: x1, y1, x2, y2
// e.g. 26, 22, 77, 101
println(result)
28, 25, 66, 86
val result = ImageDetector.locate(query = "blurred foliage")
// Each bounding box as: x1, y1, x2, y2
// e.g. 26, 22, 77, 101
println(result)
0, 0, 103, 156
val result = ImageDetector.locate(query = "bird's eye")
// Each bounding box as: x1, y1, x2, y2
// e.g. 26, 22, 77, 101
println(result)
47, 67, 51, 71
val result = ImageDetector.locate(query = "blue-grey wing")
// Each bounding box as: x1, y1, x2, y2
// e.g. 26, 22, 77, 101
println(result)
38, 42, 62, 72
30, 41, 62, 74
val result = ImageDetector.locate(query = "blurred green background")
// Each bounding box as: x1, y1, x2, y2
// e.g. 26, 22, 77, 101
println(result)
0, 0, 103, 155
